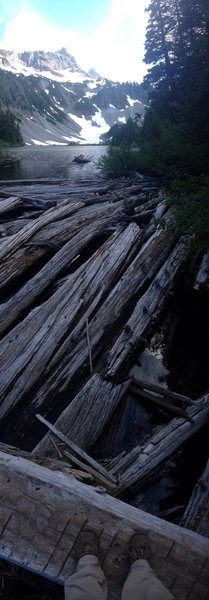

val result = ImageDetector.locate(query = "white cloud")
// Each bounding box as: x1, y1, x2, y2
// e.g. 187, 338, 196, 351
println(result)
0, 0, 149, 82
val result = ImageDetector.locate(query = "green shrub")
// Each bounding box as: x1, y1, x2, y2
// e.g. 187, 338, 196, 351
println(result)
98, 143, 141, 178
167, 176, 209, 253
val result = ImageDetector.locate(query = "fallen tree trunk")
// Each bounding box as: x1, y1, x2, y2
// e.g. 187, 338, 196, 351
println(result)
114, 399, 209, 494
0, 450, 209, 598
181, 458, 209, 536
0, 196, 22, 215
0, 217, 120, 338
0, 199, 84, 293
0, 199, 125, 296
7, 228, 177, 446
34, 374, 129, 456
106, 239, 189, 380
0, 223, 141, 422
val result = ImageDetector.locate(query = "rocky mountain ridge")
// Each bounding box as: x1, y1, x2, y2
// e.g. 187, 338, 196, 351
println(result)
0, 48, 147, 145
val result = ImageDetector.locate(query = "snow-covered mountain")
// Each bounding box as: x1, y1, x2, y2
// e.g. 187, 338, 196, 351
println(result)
0, 48, 147, 145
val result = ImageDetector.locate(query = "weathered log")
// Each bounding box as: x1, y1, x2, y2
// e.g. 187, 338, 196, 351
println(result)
0, 196, 22, 215
0, 224, 141, 422
0, 199, 84, 293
106, 239, 189, 380
0, 217, 120, 337
34, 374, 129, 457
0, 200, 125, 296
181, 458, 209, 536
115, 399, 209, 494
194, 251, 209, 291
0, 451, 209, 598
9, 227, 178, 446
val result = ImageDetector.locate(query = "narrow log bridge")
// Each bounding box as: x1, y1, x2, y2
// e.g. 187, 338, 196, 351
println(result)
0, 179, 209, 599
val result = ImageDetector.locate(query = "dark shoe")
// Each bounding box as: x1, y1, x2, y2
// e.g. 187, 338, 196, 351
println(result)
128, 532, 152, 564
73, 529, 99, 559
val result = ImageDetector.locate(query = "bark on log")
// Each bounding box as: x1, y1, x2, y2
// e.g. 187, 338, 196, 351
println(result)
0, 224, 141, 422
106, 239, 189, 380
181, 458, 209, 536
34, 374, 129, 457
115, 399, 209, 494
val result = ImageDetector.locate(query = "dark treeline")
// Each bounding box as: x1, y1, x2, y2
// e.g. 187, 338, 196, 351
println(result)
100, 0, 209, 250
139, 0, 209, 176
0, 109, 23, 146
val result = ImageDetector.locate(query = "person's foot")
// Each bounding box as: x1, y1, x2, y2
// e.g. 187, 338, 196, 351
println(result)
73, 529, 99, 559
128, 532, 152, 564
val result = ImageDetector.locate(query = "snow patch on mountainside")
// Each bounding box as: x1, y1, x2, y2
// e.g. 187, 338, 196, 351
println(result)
0, 49, 147, 145
127, 95, 142, 107
69, 110, 109, 144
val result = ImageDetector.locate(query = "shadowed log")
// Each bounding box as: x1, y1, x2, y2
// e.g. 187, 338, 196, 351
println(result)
114, 399, 209, 494
181, 458, 209, 537
34, 374, 129, 457
106, 239, 189, 380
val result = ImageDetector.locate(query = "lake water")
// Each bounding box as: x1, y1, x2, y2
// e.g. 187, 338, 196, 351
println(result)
0, 145, 107, 181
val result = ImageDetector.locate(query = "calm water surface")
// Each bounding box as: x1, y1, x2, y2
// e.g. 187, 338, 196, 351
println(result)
0, 145, 107, 181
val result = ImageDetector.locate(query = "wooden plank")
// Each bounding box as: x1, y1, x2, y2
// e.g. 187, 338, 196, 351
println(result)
0, 450, 208, 600
36, 413, 117, 486
62, 449, 117, 489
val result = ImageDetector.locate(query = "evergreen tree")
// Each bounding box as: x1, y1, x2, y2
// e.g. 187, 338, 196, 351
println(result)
0, 109, 23, 145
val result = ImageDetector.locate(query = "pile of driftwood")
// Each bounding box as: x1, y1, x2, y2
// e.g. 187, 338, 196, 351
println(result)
0, 176, 209, 540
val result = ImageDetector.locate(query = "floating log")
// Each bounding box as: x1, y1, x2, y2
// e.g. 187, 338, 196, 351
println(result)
181, 458, 209, 537
0, 450, 209, 600
114, 399, 209, 494
107, 239, 189, 380
34, 374, 129, 457
0, 224, 141, 422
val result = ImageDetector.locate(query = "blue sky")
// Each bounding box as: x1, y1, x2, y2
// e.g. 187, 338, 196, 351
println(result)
0, 0, 149, 81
